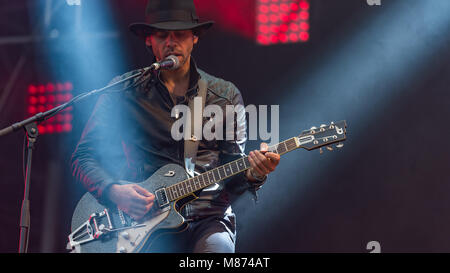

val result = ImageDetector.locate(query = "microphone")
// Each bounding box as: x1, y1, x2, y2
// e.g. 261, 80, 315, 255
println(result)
149, 55, 180, 71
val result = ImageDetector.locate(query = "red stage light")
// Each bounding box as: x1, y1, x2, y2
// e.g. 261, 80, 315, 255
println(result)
270, 4, 279, 13
28, 106, 37, 115
28, 85, 37, 94
38, 96, 47, 104
38, 125, 46, 134
299, 31, 310, 41
46, 124, 54, 134
63, 123, 72, 132
256, 0, 310, 46
290, 3, 299, 12
64, 82, 73, 91
56, 124, 63, 133
300, 1, 310, 10
299, 11, 309, 20
29, 96, 38, 105
26, 81, 74, 135
300, 22, 309, 31
46, 83, 55, 92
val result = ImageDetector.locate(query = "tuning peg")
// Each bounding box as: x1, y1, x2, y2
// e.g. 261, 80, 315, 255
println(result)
319, 148, 323, 154
336, 142, 344, 148
326, 146, 333, 151
310, 126, 317, 130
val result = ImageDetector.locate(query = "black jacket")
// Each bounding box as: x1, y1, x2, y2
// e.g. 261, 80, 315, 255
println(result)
71, 59, 264, 219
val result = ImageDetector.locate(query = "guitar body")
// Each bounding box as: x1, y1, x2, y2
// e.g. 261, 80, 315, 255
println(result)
70, 163, 194, 253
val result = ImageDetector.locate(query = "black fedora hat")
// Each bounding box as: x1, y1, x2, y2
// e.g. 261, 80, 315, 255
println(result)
129, 0, 214, 39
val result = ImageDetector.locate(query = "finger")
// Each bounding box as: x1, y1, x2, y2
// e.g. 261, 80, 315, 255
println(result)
133, 185, 153, 197
265, 152, 281, 166
248, 152, 267, 175
130, 204, 149, 216
260, 142, 269, 152
254, 150, 274, 172
134, 195, 155, 206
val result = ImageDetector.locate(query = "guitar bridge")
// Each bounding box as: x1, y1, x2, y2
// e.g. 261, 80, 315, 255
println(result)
68, 208, 113, 249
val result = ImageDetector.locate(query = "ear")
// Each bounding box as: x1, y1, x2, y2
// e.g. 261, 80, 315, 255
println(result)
193, 35, 199, 45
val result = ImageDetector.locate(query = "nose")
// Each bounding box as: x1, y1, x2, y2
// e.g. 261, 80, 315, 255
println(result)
164, 32, 177, 47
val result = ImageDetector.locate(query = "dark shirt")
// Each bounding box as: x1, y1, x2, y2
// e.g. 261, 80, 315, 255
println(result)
71, 58, 263, 219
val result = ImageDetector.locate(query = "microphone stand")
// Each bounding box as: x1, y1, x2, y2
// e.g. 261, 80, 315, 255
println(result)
0, 67, 152, 253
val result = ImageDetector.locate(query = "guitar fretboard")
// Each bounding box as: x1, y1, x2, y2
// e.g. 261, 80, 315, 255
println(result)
165, 137, 299, 201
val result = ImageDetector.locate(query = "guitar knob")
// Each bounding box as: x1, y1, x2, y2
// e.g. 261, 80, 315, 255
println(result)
120, 231, 130, 240
118, 246, 127, 253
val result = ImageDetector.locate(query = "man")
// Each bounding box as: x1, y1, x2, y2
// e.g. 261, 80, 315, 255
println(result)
71, 0, 280, 253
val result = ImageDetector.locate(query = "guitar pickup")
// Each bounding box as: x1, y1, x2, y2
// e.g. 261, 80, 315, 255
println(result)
154, 188, 169, 208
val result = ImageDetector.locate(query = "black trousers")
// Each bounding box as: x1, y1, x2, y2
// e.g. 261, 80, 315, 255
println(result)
144, 213, 236, 253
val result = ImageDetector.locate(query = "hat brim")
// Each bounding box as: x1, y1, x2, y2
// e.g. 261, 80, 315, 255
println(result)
129, 21, 214, 39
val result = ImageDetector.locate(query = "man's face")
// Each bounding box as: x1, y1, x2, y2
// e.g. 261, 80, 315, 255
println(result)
146, 30, 198, 68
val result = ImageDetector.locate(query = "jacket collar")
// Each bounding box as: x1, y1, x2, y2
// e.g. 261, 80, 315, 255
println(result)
152, 55, 201, 99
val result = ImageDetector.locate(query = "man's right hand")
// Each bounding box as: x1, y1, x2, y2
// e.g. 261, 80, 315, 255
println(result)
107, 184, 155, 220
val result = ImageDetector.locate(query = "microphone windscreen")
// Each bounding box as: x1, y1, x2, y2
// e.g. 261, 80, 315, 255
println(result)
166, 55, 180, 70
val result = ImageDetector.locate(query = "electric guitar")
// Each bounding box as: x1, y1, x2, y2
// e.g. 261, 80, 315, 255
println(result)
68, 120, 347, 253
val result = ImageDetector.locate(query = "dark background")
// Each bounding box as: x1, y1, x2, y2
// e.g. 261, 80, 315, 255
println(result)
0, 0, 449, 253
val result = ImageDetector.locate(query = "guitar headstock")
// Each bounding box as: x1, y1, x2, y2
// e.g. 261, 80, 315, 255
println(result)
295, 120, 347, 152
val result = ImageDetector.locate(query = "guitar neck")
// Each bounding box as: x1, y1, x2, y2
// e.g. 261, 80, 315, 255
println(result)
165, 137, 299, 202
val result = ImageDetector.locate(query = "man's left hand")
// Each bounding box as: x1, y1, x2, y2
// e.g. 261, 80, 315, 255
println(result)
246, 142, 280, 182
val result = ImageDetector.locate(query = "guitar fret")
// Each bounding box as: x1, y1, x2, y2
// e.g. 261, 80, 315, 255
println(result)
167, 187, 174, 201
203, 172, 210, 186
198, 175, 204, 190
231, 161, 238, 174
283, 141, 288, 153
192, 179, 200, 192
243, 157, 250, 169
287, 138, 296, 151
208, 171, 215, 185
224, 164, 232, 176
270, 146, 278, 154
213, 169, 220, 181
275, 143, 284, 154
218, 166, 226, 179
192, 176, 198, 190
179, 183, 185, 196
202, 173, 210, 187
237, 159, 246, 171
171, 186, 178, 199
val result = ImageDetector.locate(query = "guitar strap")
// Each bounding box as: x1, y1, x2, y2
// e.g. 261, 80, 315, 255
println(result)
184, 78, 207, 178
